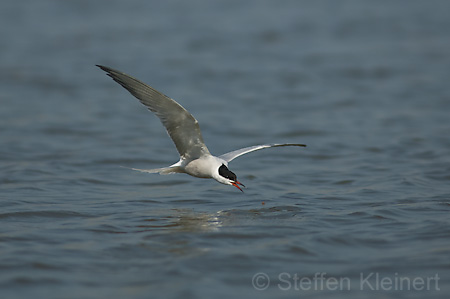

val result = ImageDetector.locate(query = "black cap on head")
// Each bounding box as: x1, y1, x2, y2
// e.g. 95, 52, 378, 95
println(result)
218, 164, 237, 181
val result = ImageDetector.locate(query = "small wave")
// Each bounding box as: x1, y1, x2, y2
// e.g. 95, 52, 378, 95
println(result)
0, 210, 90, 220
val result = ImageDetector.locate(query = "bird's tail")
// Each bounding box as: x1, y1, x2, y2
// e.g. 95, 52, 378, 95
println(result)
122, 166, 184, 175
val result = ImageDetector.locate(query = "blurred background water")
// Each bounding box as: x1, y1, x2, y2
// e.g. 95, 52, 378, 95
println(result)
1, 0, 449, 298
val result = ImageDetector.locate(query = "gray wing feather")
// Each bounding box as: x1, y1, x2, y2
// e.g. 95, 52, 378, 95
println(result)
219, 143, 306, 162
97, 65, 210, 160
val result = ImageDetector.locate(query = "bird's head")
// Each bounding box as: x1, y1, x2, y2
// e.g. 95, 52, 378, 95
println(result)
217, 164, 245, 192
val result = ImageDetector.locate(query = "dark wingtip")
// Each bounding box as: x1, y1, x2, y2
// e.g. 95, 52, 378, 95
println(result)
96, 65, 123, 83
281, 143, 306, 148
96, 64, 110, 72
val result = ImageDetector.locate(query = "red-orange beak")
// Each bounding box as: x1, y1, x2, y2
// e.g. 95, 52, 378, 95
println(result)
231, 181, 245, 192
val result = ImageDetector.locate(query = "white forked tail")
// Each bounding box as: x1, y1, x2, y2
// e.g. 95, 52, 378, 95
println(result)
122, 166, 184, 175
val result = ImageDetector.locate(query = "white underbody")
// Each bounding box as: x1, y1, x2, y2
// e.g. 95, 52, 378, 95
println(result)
133, 155, 231, 185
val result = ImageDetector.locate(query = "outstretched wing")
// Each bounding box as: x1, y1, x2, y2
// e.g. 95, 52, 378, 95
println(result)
97, 65, 210, 160
219, 143, 306, 163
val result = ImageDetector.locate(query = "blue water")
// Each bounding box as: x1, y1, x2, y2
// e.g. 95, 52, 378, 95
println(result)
1, 0, 449, 298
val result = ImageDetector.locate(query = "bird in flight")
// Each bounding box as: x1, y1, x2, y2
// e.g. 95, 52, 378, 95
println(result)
97, 65, 306, 191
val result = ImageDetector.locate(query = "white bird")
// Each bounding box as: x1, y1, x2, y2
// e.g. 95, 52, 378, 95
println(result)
97, 65, 306, 191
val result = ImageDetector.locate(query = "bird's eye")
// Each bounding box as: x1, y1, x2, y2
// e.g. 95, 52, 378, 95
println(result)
219, 164, 236, 181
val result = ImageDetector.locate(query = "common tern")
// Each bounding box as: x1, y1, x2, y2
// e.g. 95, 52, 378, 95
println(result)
97, 65, 306, 191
